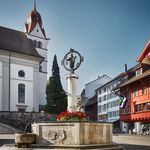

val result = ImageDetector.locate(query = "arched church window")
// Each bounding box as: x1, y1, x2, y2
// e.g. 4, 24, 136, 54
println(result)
33, 40, 42, 48
33, 40, 36, 47
33, 40, 39, 47
39, 65, 42, 72
36, 41, 39, 47
39, 41, 42, 48
18, 70, 25, 77
18, 84, 25, 103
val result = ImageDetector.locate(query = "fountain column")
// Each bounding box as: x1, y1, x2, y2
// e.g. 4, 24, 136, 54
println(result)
66, 74, 78, 112
62, 48, 83, 112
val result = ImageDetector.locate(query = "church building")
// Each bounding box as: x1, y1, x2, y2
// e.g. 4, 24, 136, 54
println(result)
0, 3, 49, 112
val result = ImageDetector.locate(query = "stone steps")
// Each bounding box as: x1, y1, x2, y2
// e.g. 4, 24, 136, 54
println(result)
1, 143, 124, 150
1, 146, 124, 150
31, 143, 124, 149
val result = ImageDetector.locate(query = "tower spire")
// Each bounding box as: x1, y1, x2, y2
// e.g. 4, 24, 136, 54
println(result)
34, 0, 36, 10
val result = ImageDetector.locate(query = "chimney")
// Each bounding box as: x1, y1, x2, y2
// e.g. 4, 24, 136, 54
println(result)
124, 63, 127, 72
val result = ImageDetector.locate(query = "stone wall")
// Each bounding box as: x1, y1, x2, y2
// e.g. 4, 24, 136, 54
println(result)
0, 111, 56, 133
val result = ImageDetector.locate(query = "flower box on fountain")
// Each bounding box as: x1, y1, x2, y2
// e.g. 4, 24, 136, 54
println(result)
56, 110, 87, 121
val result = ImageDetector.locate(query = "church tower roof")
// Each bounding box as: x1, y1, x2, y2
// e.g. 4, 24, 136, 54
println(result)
25, 0, 46, 37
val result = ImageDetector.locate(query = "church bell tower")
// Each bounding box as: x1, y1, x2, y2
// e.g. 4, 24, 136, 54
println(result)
25, 0, 49, 108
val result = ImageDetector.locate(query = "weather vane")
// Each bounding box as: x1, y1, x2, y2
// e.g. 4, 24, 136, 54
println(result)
62, 48, 83, 74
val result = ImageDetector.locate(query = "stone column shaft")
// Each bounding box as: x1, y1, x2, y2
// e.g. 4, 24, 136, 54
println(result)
66, 74, 78, 112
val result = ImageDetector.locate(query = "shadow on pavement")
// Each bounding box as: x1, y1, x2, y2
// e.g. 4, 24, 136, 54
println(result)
118, 144, 150, 150
0, 139, 15, 146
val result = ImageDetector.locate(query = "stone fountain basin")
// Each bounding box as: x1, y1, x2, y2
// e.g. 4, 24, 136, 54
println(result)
15, 133, 36, 147
32, 122, 112, 145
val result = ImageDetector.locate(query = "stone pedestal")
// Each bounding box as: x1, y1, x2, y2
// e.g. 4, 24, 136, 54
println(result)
32, 122, 112, 145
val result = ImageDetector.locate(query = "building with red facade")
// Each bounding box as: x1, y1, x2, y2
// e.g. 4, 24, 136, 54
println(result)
119, 41, 150, 134
137, 40, 150, 65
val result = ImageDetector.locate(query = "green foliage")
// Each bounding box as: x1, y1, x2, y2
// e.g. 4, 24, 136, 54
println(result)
46, 55, 67, 114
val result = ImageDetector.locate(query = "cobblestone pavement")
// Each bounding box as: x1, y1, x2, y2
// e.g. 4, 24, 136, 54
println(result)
113, 134, 150, 150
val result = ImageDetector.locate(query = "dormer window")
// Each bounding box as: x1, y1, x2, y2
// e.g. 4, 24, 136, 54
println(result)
136, 68, 142, 76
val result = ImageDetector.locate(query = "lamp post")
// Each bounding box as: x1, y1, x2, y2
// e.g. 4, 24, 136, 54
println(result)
62, 48, 83, 112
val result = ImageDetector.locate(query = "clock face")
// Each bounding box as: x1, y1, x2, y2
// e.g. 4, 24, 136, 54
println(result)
18, 70, 25, 77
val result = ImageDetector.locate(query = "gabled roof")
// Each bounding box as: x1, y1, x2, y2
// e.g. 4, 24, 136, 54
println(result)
96, 72, 124, 91
0, 26, 43, 60
25, 6, 46, 38
120, 69, 150, 87
137, 40, 150, 64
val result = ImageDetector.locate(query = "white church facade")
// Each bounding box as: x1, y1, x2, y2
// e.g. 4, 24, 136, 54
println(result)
0, 3, 49, 112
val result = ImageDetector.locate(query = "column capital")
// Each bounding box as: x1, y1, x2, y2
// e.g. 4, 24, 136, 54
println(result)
65, 74, 79, 79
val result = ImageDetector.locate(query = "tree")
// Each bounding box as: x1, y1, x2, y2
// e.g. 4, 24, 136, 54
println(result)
46, 55, 67, 114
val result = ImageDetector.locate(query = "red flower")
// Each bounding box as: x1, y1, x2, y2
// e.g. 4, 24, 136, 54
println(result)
56, 111, 87, 121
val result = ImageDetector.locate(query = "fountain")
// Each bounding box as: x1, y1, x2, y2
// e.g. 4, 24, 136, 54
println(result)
31, 49, 123, 149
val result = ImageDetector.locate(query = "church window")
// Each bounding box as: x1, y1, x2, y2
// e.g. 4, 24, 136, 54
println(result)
33, 40, 39, 47
36, 41, 39, 47
39, 65, 42, 72
39, 41, 42, 48
33, 40, 36, 47
37, 29, 39, 32
18, 70, 25, 77
33, 40, 42, 48
18, 84, 25, 103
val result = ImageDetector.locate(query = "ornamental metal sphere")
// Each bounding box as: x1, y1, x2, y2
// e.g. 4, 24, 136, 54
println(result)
62, 48, 83, 74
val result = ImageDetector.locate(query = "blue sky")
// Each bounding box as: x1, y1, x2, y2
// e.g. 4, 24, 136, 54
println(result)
0, 0, 150, 94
